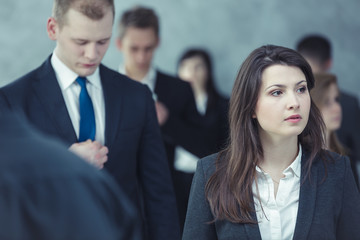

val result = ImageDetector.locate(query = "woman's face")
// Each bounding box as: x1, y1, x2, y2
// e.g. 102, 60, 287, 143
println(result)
254, 65, 311, 141
178, 56, 208, 87
320, 83, 342, 132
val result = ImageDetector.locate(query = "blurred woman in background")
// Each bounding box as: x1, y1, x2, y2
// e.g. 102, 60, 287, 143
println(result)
311, 73, 359, 187
174, 48, 229, 232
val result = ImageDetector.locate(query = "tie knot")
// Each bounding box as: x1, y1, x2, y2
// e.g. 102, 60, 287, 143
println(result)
76, 76, 87, 88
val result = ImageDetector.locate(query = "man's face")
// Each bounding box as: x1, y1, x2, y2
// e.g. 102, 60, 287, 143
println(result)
47, 7, 113, 76
116, 27, 159, 72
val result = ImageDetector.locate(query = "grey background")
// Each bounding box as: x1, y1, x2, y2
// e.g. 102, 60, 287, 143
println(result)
1, 0, 359, 99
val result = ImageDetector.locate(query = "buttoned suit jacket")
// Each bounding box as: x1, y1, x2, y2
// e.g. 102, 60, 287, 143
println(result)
0, 56, 180, 240
183, 151, 360, 240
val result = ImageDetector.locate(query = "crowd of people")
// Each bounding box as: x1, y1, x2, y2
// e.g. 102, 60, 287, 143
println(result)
0, 0, 359, 239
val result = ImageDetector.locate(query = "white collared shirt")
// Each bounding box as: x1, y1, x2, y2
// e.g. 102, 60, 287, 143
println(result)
252, 145, 302, 240
51, 53, 105, 144
195, 92, 208, 116
119, 65, 157, 97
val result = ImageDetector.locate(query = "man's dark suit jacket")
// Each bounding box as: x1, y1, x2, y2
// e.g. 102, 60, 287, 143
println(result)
338, 90, 360, 186
0, 112, 139, 240
154, 71, 211, 165
0, 57, 180, 240
183, 151, 360, 240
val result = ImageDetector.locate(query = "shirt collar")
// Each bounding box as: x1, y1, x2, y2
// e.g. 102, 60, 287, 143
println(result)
51, 52, 101, 90
285, 144, 302, 178
255, 144, 302, 178
118, 64, 156, 92
195, 92, 208, 115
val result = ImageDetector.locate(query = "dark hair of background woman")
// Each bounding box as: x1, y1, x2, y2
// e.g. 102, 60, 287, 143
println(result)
205, 45, 326, 224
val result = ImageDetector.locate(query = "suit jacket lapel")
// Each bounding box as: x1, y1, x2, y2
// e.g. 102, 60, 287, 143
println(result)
154, 70, 164, 97
32, 57, 77, 144
244, 208, 262, 239
293, 152, 318, 240
100, 65, 123, 148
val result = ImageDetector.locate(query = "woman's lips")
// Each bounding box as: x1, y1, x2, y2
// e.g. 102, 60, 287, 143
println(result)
285, 114, 302, 123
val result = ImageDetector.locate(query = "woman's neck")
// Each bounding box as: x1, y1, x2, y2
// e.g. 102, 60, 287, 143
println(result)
259, 135, 299, 174
125, 65, 149, 82
257, 133, 299, 198
325, 129, 331, 149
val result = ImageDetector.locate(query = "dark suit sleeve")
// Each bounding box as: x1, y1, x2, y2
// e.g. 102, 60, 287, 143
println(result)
161, 83, 213, 158
138, 88, 181, 240
182, 158, 217, 240
336, 156, 360, 238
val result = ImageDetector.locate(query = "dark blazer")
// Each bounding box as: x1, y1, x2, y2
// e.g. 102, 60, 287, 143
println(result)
0, 56, 180, 240
155, 70, 212, 162
200, 94, 229, 155
183, 151, 360, 240
0, 112, 140, 240
338, 91, 360, 186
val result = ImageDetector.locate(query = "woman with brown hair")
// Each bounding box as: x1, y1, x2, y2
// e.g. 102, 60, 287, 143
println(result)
182, 45, 360, 240
311, 73, 359, 186
311, 73, 344, 154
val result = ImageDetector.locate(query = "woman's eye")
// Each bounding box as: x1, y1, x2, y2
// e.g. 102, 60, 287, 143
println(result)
271, 90, 282, 96
297, 86, 307, 93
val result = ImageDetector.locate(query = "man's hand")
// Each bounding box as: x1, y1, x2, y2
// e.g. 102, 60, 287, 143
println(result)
69, 140, 108, 169
155, 101, 169, 126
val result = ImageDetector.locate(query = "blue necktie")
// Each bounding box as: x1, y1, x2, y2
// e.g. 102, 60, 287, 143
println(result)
76, 76, 96, 142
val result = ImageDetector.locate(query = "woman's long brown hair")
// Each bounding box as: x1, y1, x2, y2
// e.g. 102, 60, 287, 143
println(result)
205, 45, 326, 223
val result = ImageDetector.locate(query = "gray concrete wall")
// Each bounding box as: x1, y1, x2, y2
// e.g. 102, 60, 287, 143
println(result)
1, 0, 359, 99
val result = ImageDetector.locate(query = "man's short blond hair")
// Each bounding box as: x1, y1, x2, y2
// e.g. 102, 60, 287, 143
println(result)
53, 0, 115, 28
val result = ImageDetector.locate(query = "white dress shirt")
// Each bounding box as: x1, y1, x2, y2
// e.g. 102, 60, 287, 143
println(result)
51, 53, 105, 144
252, 145, 302, 240
119, 65, 157, 100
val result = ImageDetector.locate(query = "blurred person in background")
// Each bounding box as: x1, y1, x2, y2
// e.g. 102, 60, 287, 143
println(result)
311, 73, 359, 187
0, 111, 139, 240
115, 6, 210, 161
174, 48, 229, 231
297, 34, 360, 186
116, 8, 213, 232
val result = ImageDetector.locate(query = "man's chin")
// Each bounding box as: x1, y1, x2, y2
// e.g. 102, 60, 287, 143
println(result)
76, 68, 97, 77
136, 65, 150, 72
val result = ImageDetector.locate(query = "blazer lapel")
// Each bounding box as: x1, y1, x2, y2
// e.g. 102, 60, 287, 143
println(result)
32, 58, 77, 144
292, 152, 318, 240
100, 65, 123, 148
244, 203, 262, 239
154, 71, 163, 96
